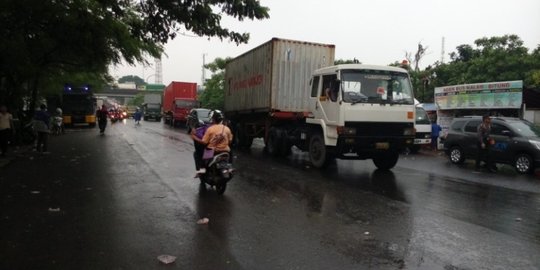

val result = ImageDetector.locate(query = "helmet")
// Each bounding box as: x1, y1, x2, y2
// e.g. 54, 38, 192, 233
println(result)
209, 109, 224, 123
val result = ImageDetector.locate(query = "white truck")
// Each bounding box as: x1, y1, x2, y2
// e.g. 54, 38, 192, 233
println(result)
225, 38, 416, 169
411, 105, 432, 153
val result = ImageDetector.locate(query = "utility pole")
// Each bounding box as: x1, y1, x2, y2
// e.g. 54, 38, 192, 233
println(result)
201, 53, 207, 91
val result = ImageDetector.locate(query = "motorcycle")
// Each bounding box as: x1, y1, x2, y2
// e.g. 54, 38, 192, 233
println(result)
199, 152, 234, 195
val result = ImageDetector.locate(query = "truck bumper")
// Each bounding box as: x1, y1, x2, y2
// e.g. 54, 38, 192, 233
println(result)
336, 136, 415, 159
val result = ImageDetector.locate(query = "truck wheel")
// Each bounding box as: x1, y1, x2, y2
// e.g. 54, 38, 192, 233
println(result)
372, 151, 399, 170
234, 124, 253, 150
266, 128, 280, 156
309, 133, 331, 168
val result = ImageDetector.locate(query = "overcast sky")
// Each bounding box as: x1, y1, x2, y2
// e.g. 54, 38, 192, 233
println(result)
110, 0, 540, 86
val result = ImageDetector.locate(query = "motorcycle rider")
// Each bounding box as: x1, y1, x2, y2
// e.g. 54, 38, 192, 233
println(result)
96, 105, 109, 134
190, 110, 233, 175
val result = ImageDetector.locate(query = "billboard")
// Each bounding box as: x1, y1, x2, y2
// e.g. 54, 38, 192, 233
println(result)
434, 81, 523, 110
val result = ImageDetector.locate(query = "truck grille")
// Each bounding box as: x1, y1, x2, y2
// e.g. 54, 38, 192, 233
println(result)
345, 122, 413, 137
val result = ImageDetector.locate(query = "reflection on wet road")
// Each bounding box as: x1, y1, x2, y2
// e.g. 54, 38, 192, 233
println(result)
119, 121, 540, 269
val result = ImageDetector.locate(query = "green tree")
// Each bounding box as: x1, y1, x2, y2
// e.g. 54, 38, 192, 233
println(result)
0, 0, 269, 112
118, 75, 145, 85
434, 35, 540, 87
198, 58, 231, 110
128, 94, 145, 106
334, 58, 361, 65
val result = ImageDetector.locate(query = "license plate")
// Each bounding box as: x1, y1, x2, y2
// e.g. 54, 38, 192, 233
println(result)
414, 139, 431, 144
375, 142, 389, 150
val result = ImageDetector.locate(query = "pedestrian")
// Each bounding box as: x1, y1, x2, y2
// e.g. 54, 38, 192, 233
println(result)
476, 115, 496, 172
431, 118, 442, 150
96, 105, 109, 134
134, 108, 142, 125
0, 105, 15, 157
33, 104, 51, 153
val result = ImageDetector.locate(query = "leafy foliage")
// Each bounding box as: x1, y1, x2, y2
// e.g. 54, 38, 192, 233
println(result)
435, 35, 539, 85
0, 0, 269, 111
198, 58, 231, 110
118, 75, 145, 85
128, 94, 145, 106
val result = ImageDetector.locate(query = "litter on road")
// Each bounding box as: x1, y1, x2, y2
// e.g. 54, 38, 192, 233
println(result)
197, 218, 210, 225
157, 254, 177, 264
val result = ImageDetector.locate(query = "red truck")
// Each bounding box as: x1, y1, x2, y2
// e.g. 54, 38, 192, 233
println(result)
163, 81, 198, 127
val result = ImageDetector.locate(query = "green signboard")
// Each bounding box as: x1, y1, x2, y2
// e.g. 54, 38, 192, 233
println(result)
434, 81, 522, 110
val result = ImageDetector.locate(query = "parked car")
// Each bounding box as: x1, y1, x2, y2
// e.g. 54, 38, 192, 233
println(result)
186, 108, 211, 133
443, 116, 540, 174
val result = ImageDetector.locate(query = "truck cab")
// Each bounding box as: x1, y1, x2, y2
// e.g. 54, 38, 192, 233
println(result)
306, 64, 416, 168
411, 106, 432, 153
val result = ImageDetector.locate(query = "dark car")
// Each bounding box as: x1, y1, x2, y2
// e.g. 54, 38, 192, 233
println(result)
186, 108, 211, 133
443, 116, 540, 174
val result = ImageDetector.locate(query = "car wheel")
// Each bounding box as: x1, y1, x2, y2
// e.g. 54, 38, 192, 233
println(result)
514, 153, 533, 174
449, 146, 465, 164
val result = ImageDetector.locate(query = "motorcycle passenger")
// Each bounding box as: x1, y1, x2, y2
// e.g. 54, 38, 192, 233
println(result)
191, 110, 233, 175
96, 105, 109, 134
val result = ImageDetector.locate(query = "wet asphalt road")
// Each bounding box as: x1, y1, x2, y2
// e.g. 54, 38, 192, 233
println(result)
1, 119, 539, 270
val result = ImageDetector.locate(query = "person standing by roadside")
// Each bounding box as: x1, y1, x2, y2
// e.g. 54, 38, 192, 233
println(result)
476, 115, 496, 172
33, 104, 51, 153
431, 118, 442, 150
0, 105, 14, 157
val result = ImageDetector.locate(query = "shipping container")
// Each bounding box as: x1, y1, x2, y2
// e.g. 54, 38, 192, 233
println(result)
224, 38, 335, 114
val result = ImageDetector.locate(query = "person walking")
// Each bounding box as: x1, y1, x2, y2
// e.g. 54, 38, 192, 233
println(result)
96, 105, 109, 134
0, 105, 14, 157
133, 108, 142, 126
476, 115, 496, 172
33, 104, 51, 153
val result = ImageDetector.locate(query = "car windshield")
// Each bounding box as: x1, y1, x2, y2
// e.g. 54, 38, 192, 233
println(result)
196, 109, 211, 121
415, 107, 431, 125
340, 69, 414, 105
509, 120, 540, 137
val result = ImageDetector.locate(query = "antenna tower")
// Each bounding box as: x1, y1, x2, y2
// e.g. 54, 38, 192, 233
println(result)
154, 57, 163, 84
441, 37, 446, 64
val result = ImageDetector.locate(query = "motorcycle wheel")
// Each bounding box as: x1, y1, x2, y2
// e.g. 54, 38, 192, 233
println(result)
216, 183, 227, 195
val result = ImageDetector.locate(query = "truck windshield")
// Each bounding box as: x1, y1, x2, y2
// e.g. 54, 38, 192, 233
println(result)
340, 69, 414, 105
415, 107, 431, 125
63, 94, 95, 114
146, 104, 161, 110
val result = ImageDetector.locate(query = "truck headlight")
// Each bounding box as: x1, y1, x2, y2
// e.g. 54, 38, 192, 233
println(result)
337, 126, 356, 135
404, 128, 416, 136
